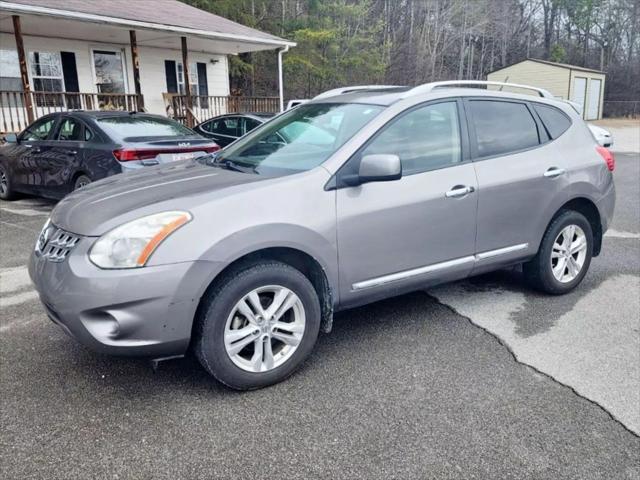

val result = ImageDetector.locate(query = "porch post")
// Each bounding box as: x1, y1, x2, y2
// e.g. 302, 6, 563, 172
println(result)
12, 15, 34, 124
181, 36, 193, 127
277, 46, 289, 112
129, 30, 144, 111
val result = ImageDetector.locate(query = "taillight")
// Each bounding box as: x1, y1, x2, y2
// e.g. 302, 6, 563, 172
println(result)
596, 145, 615, 172
113, 145, 220, 162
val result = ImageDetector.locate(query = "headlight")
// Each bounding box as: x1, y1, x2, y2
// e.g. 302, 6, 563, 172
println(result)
89, 211, 192, 269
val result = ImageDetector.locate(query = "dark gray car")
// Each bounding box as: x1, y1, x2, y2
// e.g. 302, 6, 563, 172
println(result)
29, 81, 616, 390
0, 111, 219, 200
194, 113, 273, 147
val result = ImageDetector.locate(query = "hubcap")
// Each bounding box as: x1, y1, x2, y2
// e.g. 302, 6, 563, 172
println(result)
224, 285, 305, 373
551, 224, 587, 283
75, 179, 89, 189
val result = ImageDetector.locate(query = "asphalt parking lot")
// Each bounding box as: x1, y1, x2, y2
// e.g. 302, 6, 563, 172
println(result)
1, 151, 639, 479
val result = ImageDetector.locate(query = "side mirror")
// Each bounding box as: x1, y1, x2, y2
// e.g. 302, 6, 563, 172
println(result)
358, 154, 402, 184
4, 133, 18, 144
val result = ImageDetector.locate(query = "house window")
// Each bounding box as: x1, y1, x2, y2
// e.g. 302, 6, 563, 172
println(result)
93, 50, 126, 94
177, 62, 198, 95
0, 50, 21, 92
29, 51, 65, 106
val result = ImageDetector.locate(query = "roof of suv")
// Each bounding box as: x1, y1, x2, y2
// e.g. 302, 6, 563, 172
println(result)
312, 83, 561, 107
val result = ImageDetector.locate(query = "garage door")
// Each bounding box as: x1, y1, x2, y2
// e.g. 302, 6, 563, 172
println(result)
571, 77, 587, 118
587, 79, 602, 120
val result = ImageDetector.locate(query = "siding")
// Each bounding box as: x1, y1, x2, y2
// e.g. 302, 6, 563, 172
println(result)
0, 32, 230, 117
487, 59, 606, 119
487, 60, 570, 99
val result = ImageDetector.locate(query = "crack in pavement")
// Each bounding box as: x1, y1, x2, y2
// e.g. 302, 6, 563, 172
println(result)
428, 290, 640, 439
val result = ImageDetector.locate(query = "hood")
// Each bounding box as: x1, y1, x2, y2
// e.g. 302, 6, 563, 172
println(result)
51, 159, 264, 235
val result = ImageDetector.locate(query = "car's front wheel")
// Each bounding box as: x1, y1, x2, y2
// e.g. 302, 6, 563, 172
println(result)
195, 261, 321, 390
524, 210, 593, 294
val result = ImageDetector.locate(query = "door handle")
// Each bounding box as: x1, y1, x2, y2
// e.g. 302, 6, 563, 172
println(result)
544, 167, 566, 178
445, 185, 475, 198
66, 150, 78, 156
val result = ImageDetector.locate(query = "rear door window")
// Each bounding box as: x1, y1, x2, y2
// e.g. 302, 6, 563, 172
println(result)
468, 100, 540, 158
243, 117, 261, 134
533, 104, 572, 139
57, 118, 84, 141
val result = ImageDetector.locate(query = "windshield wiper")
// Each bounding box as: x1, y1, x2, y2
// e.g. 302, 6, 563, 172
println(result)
214, 158, 257, 174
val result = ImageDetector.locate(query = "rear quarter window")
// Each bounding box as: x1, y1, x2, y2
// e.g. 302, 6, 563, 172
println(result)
533, 104, 572, 139
468, 100, 540, 158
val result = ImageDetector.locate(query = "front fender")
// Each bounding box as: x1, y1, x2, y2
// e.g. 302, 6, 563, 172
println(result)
197, 223, 339, 297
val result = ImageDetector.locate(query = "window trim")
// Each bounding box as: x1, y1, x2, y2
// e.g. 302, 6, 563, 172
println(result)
463, 97, 545, 162
330, 98, 469, 190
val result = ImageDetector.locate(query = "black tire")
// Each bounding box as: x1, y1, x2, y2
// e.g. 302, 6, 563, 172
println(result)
523, 210, 593, 295
195, 261, 321, 390
73, 174, 91, 191
0, 163, 16, 200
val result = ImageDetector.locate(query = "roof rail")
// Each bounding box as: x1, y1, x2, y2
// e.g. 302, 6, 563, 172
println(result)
404, 80, 554, 99
313, 85, 403, 100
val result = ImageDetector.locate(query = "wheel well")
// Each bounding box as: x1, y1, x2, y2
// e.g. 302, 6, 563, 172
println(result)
72, 171, 89, 182
195, 247, 334, 335
556, 198, 603, 256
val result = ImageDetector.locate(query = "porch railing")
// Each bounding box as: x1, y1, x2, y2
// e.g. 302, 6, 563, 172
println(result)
165, 94, 280, 126
1, 91, 143, 133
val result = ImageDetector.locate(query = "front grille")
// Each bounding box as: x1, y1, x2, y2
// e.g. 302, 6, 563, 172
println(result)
36, 225, 80, 262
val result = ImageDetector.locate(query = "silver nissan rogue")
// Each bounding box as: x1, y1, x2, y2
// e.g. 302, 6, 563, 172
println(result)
29, 81, 616, 390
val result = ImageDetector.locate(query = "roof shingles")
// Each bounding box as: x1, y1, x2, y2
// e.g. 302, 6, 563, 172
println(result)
5, 0, 289, 44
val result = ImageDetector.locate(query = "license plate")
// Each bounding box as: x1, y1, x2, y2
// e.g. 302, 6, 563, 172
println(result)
172, 151, 200, 161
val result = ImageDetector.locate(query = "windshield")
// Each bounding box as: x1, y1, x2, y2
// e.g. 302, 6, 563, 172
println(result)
209, 103, 383, 175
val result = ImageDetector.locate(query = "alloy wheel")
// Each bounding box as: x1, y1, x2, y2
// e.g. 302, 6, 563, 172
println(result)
550, 224, 588, 283
224, 285, 306, 373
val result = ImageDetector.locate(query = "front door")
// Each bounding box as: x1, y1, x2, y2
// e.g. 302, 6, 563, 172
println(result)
44, 116, 86, 195
336, 100, 478, 306
13, 116, 58, 191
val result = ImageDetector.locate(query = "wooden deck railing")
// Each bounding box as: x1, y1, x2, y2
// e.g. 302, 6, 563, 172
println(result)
1, 91, 281, 133
1, 91, 143, 133
166, 94, 280, 126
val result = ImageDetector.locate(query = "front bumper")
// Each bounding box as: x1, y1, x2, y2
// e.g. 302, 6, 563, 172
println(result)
29, 234, 218, 357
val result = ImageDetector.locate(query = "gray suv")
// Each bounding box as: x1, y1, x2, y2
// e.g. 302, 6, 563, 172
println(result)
29, 81, 616, 390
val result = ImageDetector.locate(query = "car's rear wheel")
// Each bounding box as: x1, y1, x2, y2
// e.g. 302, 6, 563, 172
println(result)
0, 164, 16, 200
73, 174, 92, 191
195, 261, 321, 390
524, 210, 593, 294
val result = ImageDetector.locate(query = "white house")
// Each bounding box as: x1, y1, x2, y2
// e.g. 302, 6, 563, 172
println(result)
0, 0, 295, 133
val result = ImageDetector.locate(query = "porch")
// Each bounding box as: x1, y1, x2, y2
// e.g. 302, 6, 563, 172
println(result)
0, 0, 293, 134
